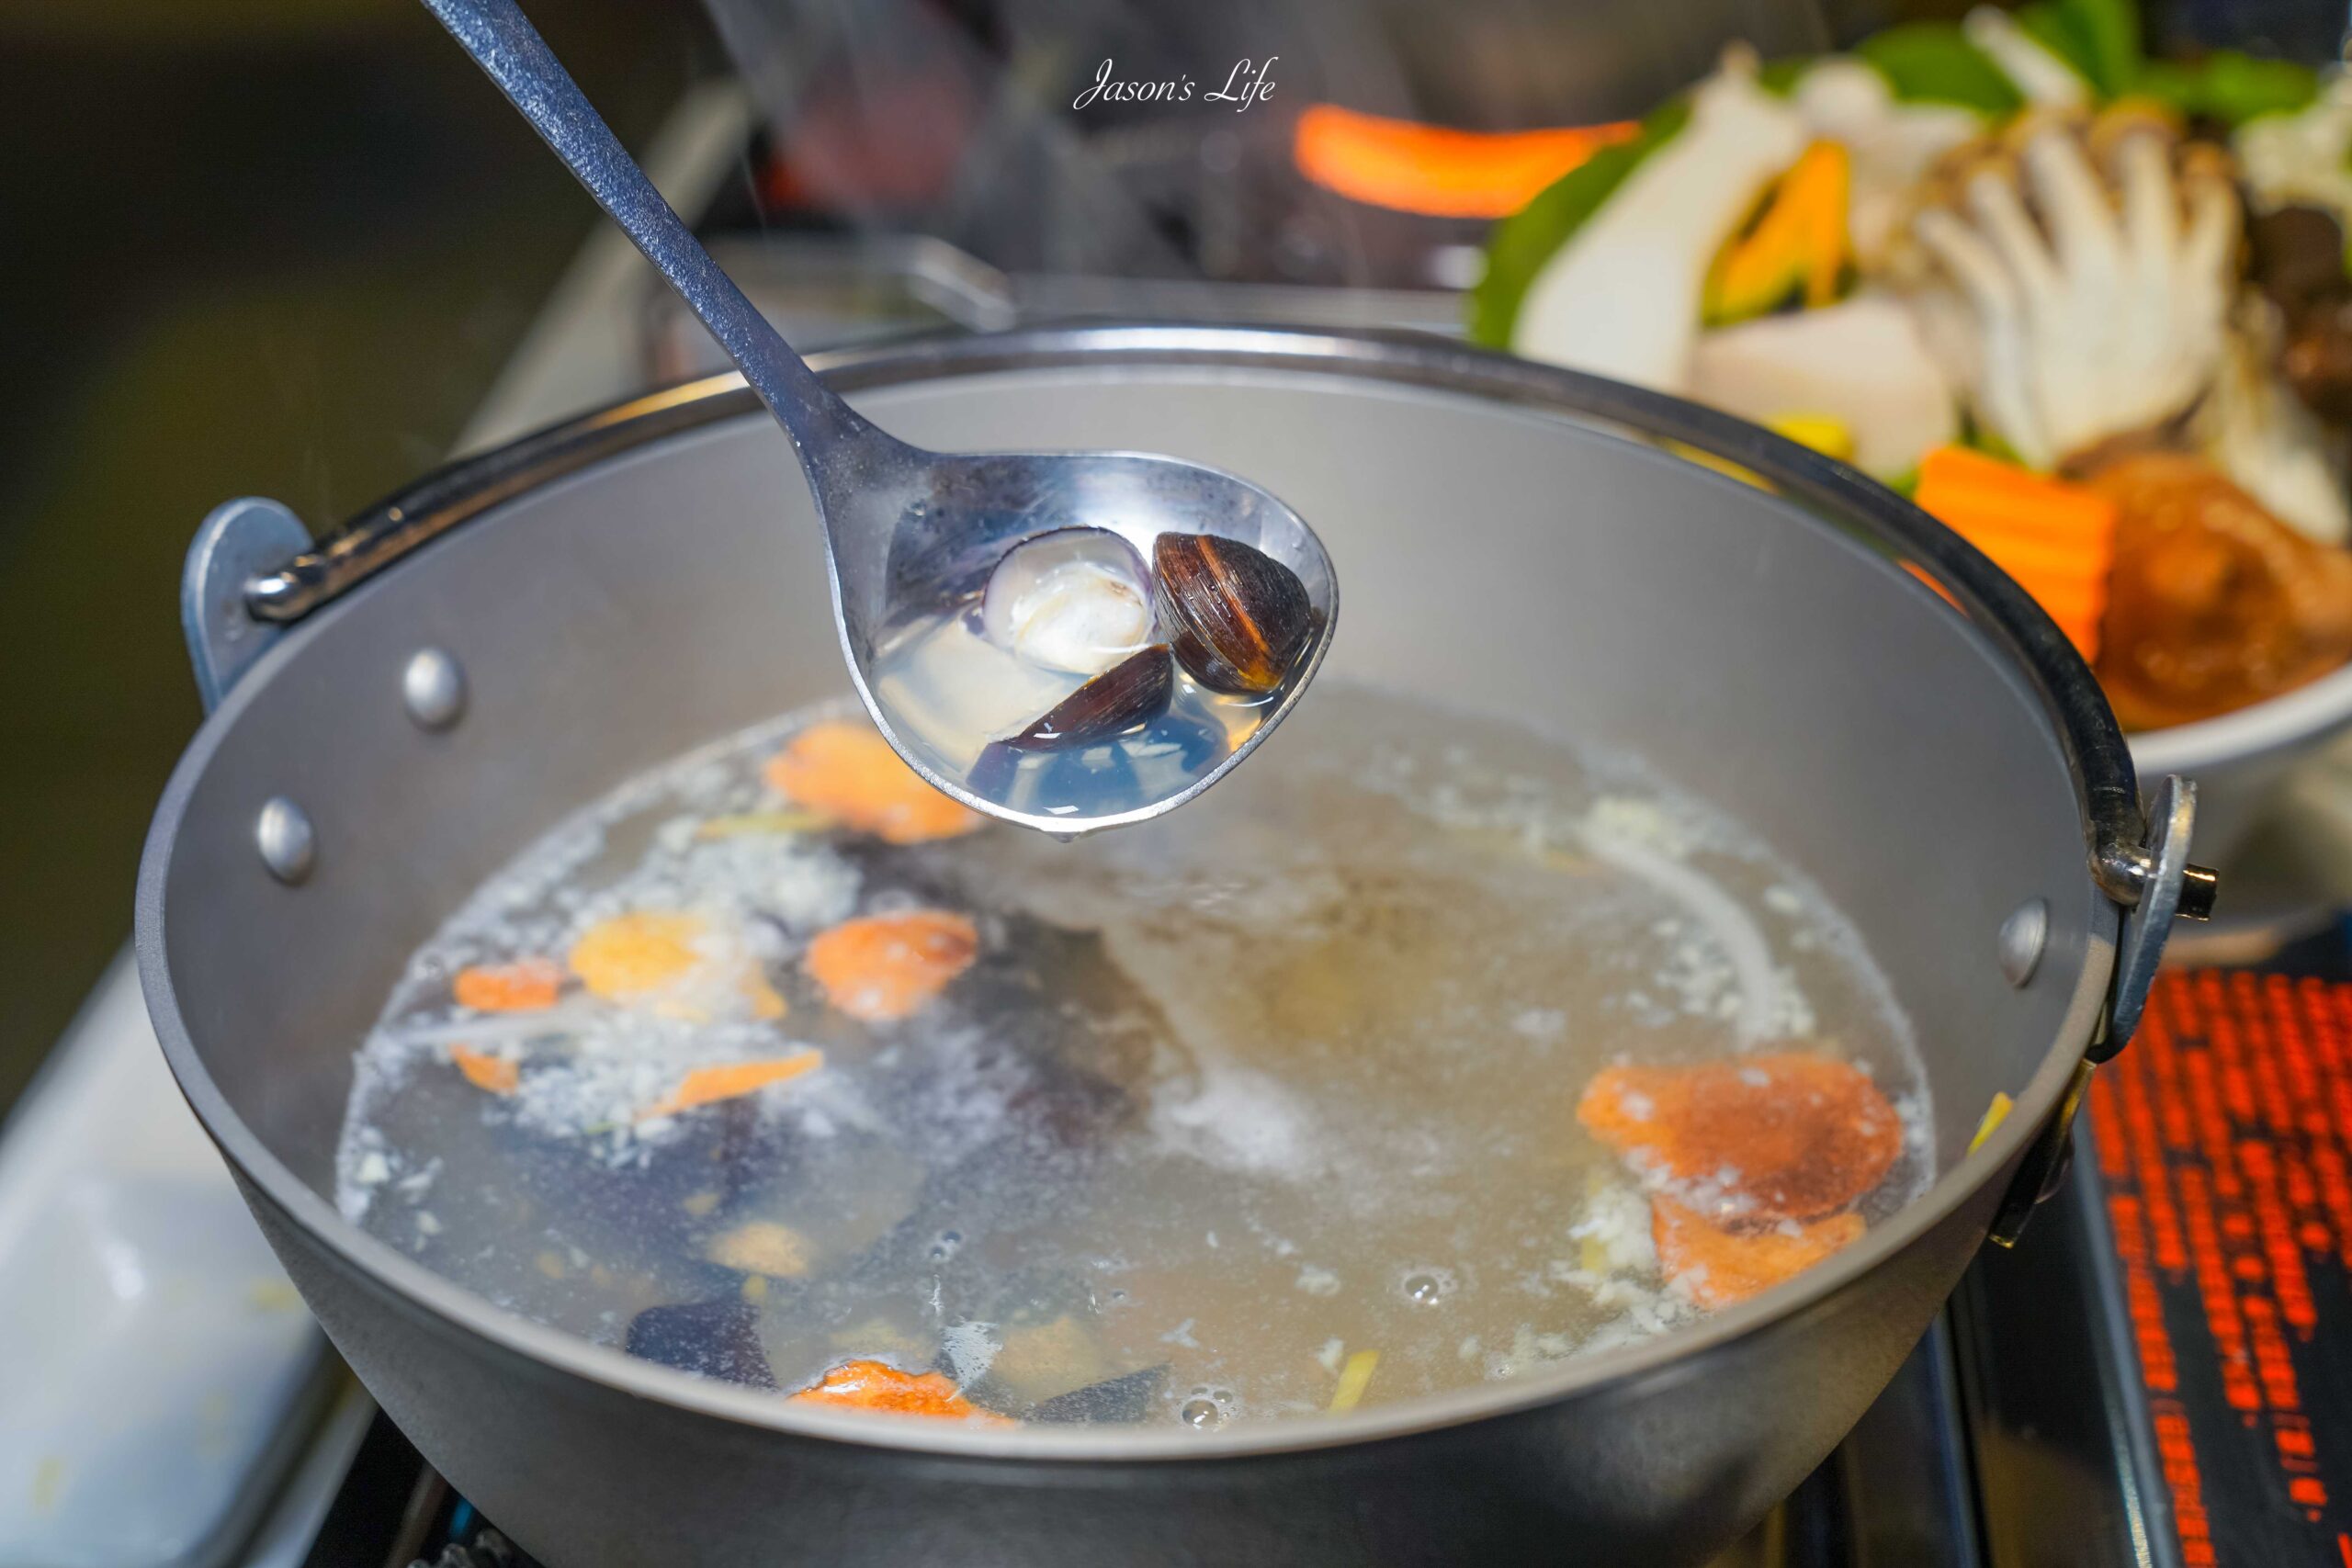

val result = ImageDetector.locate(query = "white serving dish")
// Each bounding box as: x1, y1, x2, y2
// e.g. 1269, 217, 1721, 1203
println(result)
2132, 661, 2352, 865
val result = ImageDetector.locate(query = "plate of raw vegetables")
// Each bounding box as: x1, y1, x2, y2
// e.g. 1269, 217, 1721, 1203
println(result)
1471, 0, 2352, 854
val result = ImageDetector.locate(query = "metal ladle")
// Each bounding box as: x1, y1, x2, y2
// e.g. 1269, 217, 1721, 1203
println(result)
420, 0, 1337, 834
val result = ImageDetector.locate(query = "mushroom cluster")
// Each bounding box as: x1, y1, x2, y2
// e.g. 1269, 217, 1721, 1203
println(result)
1476, 0, 2352, 733
978, 527, 1317, 751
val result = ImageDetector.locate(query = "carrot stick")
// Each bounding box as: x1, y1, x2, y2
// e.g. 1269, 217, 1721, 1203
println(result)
638, 1050, 823, 1122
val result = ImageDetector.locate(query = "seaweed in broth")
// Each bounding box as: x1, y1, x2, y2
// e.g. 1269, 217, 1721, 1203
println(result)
337, 684, 1929, 1426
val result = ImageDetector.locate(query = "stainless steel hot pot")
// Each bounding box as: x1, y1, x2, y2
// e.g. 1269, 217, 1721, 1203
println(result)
137, 326, 2208, 1567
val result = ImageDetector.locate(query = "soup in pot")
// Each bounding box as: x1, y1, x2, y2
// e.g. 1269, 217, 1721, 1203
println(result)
336, 683, 1928, 1427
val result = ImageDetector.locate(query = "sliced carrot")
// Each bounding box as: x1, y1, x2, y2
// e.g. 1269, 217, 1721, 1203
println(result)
1291, 102, 1638, 219
1914, 446, 2118, 661
453, 958, 562, 1013
1918, 446, 2106, 515
763, 723, 979, 846
448, 1044, 520, 1095
637, 1050, 824, 1122
1653, 1197, 1866, 1308
1577, 1052, 1904, 1224
789, 1359, 1011, 1424
569, 912, 708, 1000
805, 910, 979, 1022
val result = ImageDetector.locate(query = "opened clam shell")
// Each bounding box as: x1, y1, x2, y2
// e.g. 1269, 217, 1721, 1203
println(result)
981, 528, 1157, 677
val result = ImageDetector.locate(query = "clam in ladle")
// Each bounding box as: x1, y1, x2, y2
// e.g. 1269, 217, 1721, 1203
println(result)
421, 0, 1337, 836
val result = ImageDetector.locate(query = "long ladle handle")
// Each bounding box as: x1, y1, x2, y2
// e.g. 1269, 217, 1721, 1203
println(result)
420, 0, 875, 459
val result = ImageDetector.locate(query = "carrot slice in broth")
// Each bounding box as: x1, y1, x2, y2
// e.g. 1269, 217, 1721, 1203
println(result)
789, 1359, 1009, 1423
1577, 1051, 1903, 1224
569, 912, 708, 1000
763, 722, 979, 845
448, 1044, 520, 1095
805, 910, 979, 1022
453, 959, 561, 1013
1652, 1197, 1864, 1308
638, 1050, 824, 1122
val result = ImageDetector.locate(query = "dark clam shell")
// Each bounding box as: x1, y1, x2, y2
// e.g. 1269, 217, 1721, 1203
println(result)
625, 1299, 776, 1389
1001, 646, 1174, 751
1150, 532, 1315, 694
1027, 1363, 1170, 1424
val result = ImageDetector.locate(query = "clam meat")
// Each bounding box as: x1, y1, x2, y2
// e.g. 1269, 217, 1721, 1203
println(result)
981, 528, 1158, 676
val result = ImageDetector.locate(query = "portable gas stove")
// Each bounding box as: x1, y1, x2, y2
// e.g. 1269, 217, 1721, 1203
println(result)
11, 70, 2352, 1568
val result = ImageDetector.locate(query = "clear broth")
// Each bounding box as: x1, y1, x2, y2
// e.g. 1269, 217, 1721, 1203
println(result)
338, 684, 1928, 1426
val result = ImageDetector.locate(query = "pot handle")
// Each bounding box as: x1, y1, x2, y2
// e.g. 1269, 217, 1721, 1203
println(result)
2093, 773, 2206, 1062
180, 497, 312, 713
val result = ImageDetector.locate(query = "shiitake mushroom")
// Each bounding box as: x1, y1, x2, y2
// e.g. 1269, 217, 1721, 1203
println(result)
1150, 532, 1316, 694
1001, 646, 1175, 751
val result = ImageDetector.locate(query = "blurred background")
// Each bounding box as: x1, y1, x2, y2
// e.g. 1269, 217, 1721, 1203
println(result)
0, 0, 2337, 1121
0, 0, 715, 1115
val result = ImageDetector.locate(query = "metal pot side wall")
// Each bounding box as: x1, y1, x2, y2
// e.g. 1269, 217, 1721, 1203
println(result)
141, 333, 2120, 1568
241, 1161, 2009, 1567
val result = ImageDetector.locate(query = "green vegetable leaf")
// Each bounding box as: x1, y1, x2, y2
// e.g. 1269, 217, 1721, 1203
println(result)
1757, 56, 1814, 98
2135, 50, 2317, 126
1465, 97, 1691, 349
2199, 51, 2316, 124
2015, 0, 2139, 99
1854, 24, 2022, 116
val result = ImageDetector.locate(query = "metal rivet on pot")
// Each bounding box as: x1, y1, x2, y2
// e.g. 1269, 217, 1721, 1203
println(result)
402, 648, 467, 731
1997, 898, 2049, 988
255, 797, 316, 886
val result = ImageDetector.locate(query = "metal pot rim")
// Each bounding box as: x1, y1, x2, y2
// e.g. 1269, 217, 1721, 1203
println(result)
138, 322, 2118, 1462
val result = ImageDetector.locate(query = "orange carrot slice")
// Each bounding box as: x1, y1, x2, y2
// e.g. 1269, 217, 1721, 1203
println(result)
1653, 1197, 1865, 1307
453, 959, 562, 1013
805, 910, 979, 1022
1913, 446, 2118, 660
789, 1359, 1011, 1423
1577, 1052, 1904, 1224
569, 912, 708, 1000
1291, 102, 1638, 219
763, 723, 979, 846
448, 1044, 520, 1095
637, 1050, 823, 1122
